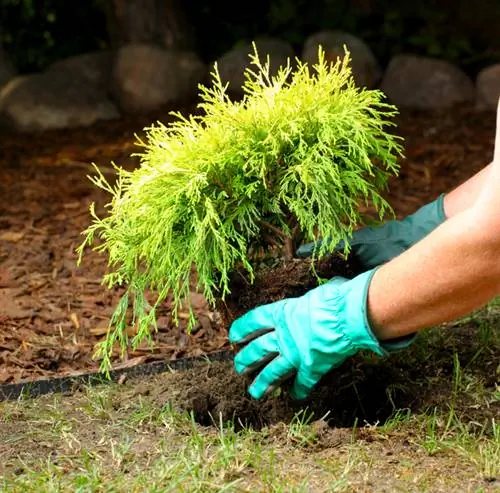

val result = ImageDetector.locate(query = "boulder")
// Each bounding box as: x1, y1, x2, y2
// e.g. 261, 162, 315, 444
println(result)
301, 30, 381, 88
381, 55, 475, 109
0, 58, 119, 132
47, 51, 113, 92
476, 64, 500, 110
111, 43, 207, 113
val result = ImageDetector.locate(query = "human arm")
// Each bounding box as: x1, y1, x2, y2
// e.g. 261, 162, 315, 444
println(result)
230, 101, 500, 400
230, 200, 500, 400
370, 104, 500, 339
369, 205, 500, 340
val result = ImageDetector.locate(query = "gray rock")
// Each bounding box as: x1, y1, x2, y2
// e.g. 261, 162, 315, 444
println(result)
111, 43, 207, 113
0, 63, 119, 132
381, 55, 475, 109
301, 30, 381, 88
215, 37, 295, 98
476, 64, 500, 110
47, 51, 114, 92
0, 48, 16, 88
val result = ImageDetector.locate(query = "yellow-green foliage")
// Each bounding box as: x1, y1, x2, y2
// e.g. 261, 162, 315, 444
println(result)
78, 46, 403, 370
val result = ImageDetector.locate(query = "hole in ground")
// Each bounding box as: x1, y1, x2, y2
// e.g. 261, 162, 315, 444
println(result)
152, 359, 416, 431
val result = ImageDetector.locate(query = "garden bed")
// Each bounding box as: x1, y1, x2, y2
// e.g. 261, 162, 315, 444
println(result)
0, 104, 496, 387
1, 104, 499, 492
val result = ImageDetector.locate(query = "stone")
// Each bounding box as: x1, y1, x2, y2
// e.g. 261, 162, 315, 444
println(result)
381, 55, 475, 109
0, 59, 120, 132
476, 64, 500, 110
47, 51, 114, 92
111, 43, 207, 113
301, 30, 381, 88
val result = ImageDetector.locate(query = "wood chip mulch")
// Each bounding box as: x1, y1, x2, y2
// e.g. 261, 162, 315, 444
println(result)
0, 104, 495, 384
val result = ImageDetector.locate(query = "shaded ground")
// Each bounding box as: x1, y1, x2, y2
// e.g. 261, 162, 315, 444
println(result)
0, 103, 496, 384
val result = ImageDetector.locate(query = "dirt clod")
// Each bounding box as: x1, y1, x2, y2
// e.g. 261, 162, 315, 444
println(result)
221, 253, 363, 322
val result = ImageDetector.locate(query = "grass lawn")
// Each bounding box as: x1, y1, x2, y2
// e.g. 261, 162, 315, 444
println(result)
1, 302, 499, 493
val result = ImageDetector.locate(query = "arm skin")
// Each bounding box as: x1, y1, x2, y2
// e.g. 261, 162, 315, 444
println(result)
369, 103, 500, 340
443, 162, 492, 218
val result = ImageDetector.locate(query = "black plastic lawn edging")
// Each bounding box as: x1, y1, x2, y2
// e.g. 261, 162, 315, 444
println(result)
0, 349, 234, 402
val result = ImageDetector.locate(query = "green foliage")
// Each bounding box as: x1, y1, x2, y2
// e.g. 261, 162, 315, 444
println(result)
366, 3, 476, 68
78, 47, 402, 370
1, 0, 499, 75
0, 0, 108, 72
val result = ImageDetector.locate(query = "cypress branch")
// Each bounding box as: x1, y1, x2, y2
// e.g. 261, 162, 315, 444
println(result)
78, 45, 403, 371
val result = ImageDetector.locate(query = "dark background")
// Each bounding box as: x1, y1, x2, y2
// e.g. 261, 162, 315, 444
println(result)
1, 0, 500, 75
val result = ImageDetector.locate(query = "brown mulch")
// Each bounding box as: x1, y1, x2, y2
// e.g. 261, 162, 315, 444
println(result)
0, 104, 496, 384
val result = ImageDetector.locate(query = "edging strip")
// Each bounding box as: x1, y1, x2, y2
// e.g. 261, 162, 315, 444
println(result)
0, 349, 234, 402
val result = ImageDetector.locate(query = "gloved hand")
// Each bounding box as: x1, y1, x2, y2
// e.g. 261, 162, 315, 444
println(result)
229, 268, 412, 400
296, 195, 446, 269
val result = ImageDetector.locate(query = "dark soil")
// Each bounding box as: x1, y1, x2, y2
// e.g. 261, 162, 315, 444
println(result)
141, 359, 404, 429
127, 248, 499, 432
220, 252, 364, 323
117, 317, 499, 430
116, 246, 499, 431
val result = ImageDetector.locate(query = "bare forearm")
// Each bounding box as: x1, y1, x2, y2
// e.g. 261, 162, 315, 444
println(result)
369, 99, 500, 340
368, 209, 500, 339
444, 163, 492, 217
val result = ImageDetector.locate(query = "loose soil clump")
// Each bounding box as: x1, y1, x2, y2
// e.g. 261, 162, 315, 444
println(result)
126, 253, 499, 431
130, 252, 403, 430
145, 358, 411, 430
121, 315, 500, 431
220, 252, 364, 321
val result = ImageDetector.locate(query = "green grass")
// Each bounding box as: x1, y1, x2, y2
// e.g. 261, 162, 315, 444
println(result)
1, 306, 499, 493
1, 402, 334, 492
1, 392, 498, 492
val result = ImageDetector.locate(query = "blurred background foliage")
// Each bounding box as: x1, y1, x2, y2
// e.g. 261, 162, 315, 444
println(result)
1, 0, 499, 75
0, 0, 108, 72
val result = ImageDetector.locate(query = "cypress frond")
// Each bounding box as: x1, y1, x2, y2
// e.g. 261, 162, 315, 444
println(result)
78, 45, 403, 370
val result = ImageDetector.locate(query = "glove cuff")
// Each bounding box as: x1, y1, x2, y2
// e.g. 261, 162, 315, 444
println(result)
405, 193, 446, 244
380, 333, 417, 352
346, 268, 418, 354
343, 268, 388, 357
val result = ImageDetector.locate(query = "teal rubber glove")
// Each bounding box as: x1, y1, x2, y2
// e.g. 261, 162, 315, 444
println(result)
296, 195, 446, 269
229, 269, 393, 400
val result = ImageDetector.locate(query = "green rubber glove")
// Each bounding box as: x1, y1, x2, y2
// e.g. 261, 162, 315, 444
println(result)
296, 195, 446, 269
229, 269, 393, 400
